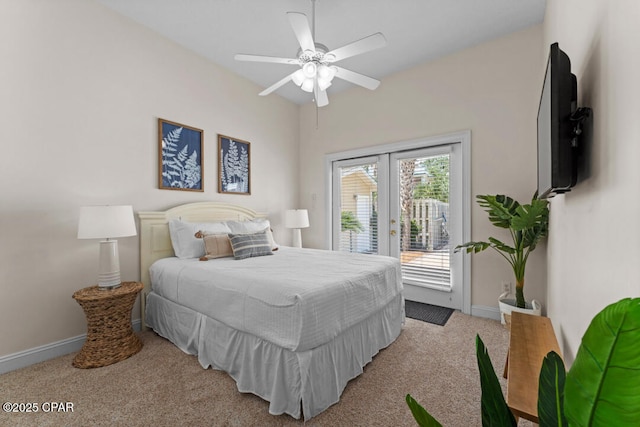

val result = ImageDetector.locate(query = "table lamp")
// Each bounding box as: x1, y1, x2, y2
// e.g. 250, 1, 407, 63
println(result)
285, 209, 309, 248
77, 205, 137, 289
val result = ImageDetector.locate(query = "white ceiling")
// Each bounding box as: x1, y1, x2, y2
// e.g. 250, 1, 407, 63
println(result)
97, 0, 546, 105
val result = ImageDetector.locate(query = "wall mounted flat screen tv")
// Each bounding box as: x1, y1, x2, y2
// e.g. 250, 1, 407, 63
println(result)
537, 43, 577, 198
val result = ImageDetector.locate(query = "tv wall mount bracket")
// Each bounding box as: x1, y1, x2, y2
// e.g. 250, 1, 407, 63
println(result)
570, 107, 592, 147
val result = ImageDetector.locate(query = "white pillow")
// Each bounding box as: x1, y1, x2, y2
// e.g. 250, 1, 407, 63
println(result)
168, 219, 232, 259
226, 219, 278, 250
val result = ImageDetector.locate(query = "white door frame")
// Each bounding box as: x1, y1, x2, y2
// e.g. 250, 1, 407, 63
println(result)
324, 131, 471, 314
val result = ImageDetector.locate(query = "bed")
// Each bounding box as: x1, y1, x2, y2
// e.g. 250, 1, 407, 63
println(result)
138, 202, 404, 420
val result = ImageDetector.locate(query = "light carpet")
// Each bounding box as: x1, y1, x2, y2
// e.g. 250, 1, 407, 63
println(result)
0, 312, 534, 426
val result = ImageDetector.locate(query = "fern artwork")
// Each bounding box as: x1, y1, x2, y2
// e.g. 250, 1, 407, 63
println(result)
218, 135, 251, 195
158, 119, 204, 192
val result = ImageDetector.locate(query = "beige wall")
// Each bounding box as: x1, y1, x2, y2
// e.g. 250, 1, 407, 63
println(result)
299, 25, 545, 310
0, 0, 298, 356
8, 0, 629, 368
543, 0, 640, 364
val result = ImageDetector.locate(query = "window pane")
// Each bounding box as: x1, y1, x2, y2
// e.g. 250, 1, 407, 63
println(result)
398, 154, 451, 289
338, 163, 378, 254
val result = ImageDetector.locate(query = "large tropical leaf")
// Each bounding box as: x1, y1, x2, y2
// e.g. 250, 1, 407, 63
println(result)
487, 237, 516, 255
405, 394, 443, 427
522, 225, 547, 252
564, 298, 640, 426
538, 351, 568, 427
511, 199, 549, 231
454, 241, 491, 254
476, 195, 520, 229
512, 200, 549, 248
454, 238, 516, 255
476, 335, 517, 427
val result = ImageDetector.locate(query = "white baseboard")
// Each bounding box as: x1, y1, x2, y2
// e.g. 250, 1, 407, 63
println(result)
471, 305, 501, 321
0, 319, 142, 375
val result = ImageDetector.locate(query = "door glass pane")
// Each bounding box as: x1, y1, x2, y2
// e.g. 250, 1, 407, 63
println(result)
338, 163, 378, 254
398, 154, 451, 289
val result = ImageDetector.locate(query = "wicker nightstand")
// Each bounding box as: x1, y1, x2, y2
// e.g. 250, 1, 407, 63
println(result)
72, 281, 143, 368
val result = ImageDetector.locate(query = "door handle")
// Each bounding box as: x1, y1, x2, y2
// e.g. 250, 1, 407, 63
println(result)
390, 230, 396, 236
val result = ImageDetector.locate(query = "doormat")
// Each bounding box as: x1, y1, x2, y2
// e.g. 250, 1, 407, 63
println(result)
405, 300, 454, 326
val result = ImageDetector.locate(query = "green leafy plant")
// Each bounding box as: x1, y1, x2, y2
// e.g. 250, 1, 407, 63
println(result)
341, 210, 364, 233
454, 193, 549, 308
563, 298, 640, 425
341, 210, 365, 252
406, 298, 640, 427
537, 351, 567, 426
406, 394, 443, 427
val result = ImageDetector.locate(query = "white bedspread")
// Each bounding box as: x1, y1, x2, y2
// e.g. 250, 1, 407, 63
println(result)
149, 247, 402, 352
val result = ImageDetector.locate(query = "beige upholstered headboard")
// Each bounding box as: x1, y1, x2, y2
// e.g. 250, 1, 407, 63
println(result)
137, 202, 267, 328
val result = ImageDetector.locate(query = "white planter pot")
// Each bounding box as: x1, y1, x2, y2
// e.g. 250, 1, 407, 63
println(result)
498, 292, 542, 325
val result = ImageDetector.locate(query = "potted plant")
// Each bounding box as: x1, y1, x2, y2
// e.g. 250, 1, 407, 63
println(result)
454, 193, 549, 322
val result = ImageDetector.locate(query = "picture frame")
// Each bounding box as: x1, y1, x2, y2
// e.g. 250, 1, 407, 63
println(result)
218, 135, 251, 195
158, 118, 204, 192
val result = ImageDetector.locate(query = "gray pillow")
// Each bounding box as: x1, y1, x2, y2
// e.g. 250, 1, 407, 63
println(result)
228, 231, 273, 260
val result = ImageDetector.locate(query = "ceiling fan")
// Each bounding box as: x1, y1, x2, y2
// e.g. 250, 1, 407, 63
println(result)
234, 0, 387, 107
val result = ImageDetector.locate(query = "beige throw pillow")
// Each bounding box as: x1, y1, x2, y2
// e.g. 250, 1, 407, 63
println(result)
195, 231, 233, 260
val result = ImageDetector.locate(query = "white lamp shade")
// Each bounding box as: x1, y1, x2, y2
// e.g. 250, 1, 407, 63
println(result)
302, 61, 317, 78
317, 64, 331, 79
285, 209, 310, 229
78, 205, 137, 239
317, 77, 332, 91
300, 78, 314, 93
328, 66, 338, 81
78, 205, 136, 289
292, 69, 305, 86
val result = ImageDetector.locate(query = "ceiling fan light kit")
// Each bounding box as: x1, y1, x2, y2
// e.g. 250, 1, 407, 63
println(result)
301, 78, 315, 93
291, 69, 305, 86
234, 0, 386, 107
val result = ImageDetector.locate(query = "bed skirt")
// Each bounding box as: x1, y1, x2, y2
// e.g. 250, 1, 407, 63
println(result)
145, 291, 405, 420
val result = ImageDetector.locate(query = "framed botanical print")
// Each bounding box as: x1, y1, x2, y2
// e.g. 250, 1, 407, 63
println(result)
218, 135, 251, 195
158, 118, 204, 191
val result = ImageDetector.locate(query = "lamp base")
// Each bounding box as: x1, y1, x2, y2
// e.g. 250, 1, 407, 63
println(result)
292, 228, 302, 248
98, 240, 122, 289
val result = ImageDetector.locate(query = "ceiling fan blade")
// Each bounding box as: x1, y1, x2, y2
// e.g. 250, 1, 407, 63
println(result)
315, 87, 329, 107
258, 72, 296, 96
235, 54, 298, 65
334, 66, 381, 90
287, 12, 315, 53
325, 33, 387, 62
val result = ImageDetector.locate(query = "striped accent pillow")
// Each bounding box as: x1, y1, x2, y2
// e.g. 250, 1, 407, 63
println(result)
228, 231, 274, 260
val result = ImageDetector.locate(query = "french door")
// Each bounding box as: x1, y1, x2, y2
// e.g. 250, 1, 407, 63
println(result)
331, 139, 467, 312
